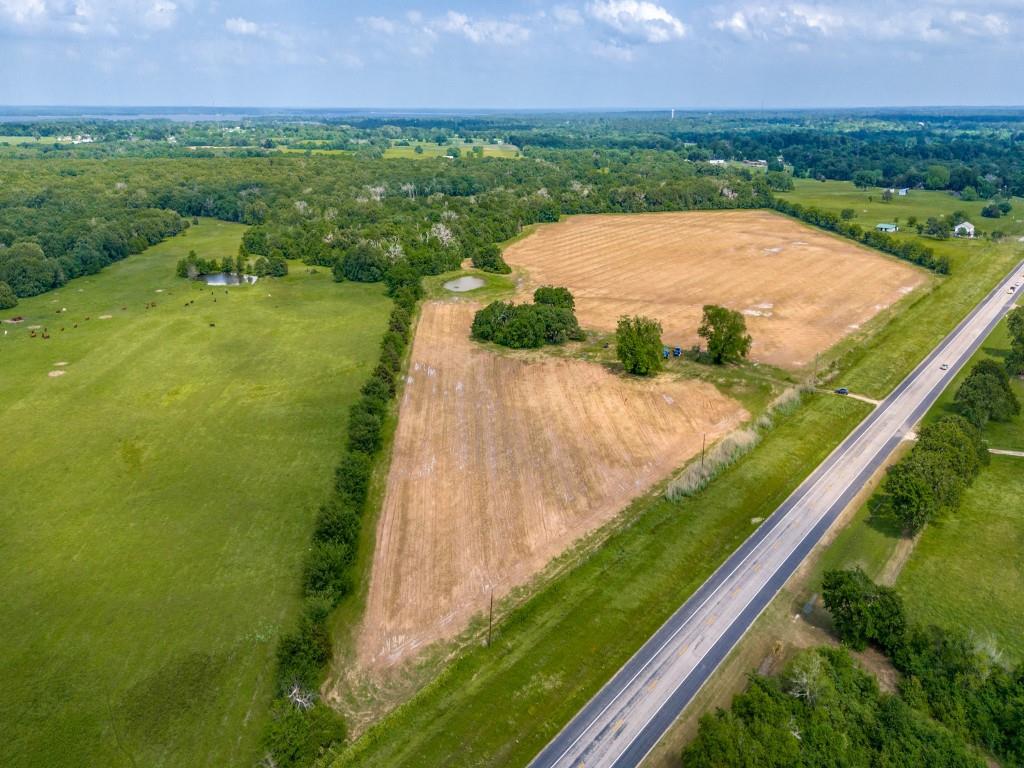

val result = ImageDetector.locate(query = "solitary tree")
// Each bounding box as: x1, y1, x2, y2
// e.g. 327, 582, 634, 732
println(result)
616, 315, 663, 376
1006, 306, 1024, 376
698, 305, 752, 364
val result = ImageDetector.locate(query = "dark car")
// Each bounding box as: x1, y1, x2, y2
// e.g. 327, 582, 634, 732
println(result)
835, 387, 849, 395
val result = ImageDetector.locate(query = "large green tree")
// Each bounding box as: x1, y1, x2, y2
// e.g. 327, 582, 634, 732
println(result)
616, 315, 663, 376
0, 280, 17, 309
955, 358, 1020, 427
698, 304, 752, 364
1006, 306, 1024, 376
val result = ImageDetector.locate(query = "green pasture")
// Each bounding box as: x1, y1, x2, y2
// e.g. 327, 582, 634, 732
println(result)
384, 141, 519, 159
0, 220, 390, 768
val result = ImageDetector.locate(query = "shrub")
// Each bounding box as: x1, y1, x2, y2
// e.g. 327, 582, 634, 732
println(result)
313, 500, 361, 548
275, 613, 332, 692
533, 285, 575, 310
262, 701, 347, 768
334, 452, 372, 507
471, 243, 511, 274
822, 567, 906, 652
616, 315, 663, 376
303, 540, 353, 600
347, 407, 382, 454
0, 280, 17, 309
360, 376, 393, 405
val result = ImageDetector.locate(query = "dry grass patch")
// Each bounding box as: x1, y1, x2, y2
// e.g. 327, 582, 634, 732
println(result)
504, 210, 926, 369
357, 301, 747, 667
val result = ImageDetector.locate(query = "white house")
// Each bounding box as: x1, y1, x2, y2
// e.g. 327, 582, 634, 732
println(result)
876, 223, 899, 233
954, 221, 975, 238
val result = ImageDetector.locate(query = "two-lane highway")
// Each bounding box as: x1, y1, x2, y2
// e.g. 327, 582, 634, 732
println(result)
530, 259, 1024, 768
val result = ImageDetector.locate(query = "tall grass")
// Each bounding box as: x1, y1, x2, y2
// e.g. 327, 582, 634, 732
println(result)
665, 385, 809, 501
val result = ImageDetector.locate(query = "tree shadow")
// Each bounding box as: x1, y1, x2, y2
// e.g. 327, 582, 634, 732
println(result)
865, 493, 905, 539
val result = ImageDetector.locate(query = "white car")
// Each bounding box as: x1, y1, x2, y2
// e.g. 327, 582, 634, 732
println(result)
939, 363, 950, 371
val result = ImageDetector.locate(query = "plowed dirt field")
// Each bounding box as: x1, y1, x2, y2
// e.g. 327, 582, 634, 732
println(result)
504, 210, 925, 369
358, 302, 747, 666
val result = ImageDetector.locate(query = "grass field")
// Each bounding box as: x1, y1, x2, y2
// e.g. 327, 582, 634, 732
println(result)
383, 141, 519, 159
0, 220, 391, 768
0, 135, 49, 145
780, 181, 1024, 397
334, 182, 1024, 767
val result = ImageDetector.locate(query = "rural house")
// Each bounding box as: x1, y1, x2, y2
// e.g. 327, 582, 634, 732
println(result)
876, 223, 899, 232
954, 221, 976, 238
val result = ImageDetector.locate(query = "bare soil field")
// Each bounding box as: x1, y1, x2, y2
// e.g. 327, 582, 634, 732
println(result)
358, 301, 747, 667
504, 210, 926, 369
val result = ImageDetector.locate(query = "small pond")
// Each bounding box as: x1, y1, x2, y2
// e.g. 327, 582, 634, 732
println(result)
443, 276, 486, 292
203, 273, 258, 286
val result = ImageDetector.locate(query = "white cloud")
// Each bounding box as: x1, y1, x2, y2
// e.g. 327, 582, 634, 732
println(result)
436, 10, 530, 45
362, 15, 395, 35
710, 3, 1014, 44
142, 0, 174, 29
587, 0, 685, 43
592, 39, 635, 60
224, 16, 260, 35
552, 5, 584, 26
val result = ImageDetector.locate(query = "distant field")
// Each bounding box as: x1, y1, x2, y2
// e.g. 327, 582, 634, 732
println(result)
780, 181, 1024, 396
354, 301, 747, 669
384, 141, 519, 159
504, 210, 926, 369
0, 135, 48, 145
0, 220, 390, 768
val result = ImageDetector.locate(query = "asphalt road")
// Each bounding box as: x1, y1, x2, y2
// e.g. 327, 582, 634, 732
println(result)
530, 261, 1024, 768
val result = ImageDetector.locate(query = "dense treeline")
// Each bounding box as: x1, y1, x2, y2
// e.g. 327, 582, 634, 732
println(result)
682, 646, 984, 767
883, 415, 988, 533
264, 275, 422, 767
0, 150, 768, 303
823, 569, 1024, 767
772, 197, 949, 273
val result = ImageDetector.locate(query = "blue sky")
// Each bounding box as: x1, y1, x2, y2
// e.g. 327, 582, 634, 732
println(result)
0, 0, 1021, 108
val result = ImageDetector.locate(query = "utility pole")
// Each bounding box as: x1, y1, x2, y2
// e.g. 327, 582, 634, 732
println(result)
487, 589, 494, 648
813, 353, 819, 387
701, 432, 706, 472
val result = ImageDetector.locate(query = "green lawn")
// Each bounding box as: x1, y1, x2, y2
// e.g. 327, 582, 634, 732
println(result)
780, 181, 1024, 398
897, 456, 1024, 662
0, 220, 391, 768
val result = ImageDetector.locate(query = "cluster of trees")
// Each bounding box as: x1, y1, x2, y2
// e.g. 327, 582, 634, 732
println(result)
1007, 307, 1024, 376
471, 286, 584, 348
822, 569, 1024, 767
697, 305, 752, 364
174, 248, 288, 280
980, 200, 1013, 219
772, 198, 949, 274
616, 315, 664, 376
0, 280, 17, 309
682, 646, 983, 767
883, 415, 988, 533
955, 358, 1020, 428
265, 281, 421, 767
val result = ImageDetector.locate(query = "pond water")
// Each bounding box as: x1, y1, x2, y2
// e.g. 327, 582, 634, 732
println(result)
443, 276, 485, 292
203, 273, 258, 286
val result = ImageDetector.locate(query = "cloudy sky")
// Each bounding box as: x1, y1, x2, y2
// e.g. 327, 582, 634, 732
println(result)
0, 0, 1021, 108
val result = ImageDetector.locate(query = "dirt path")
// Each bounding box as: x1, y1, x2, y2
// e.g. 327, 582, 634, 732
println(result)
356, 301, 748, 668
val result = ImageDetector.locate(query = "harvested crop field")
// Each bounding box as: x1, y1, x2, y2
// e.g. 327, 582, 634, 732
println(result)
504, 210, 926, 369
358, 302, 747, 667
